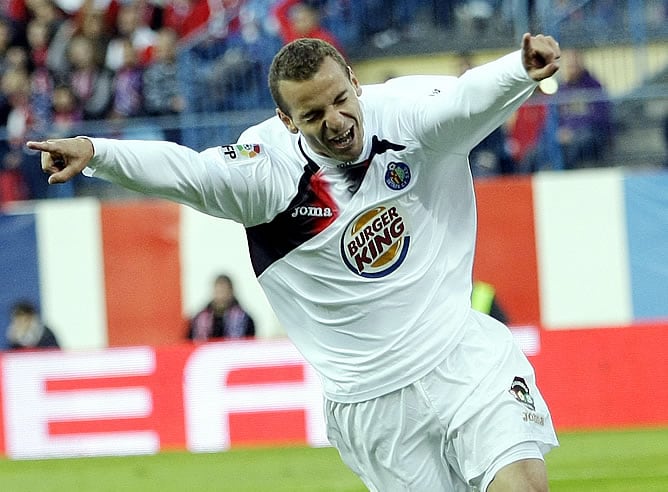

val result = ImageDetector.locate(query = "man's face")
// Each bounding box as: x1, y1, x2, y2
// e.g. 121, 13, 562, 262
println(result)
9, 312, 37, 336
213, 281, 233, 309
277, 57, 364, 163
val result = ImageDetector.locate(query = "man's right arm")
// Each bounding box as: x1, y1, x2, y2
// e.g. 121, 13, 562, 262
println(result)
26, 137, 274, 224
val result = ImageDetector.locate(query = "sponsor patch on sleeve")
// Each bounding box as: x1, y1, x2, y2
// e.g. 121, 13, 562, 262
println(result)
219, 144, 263, 162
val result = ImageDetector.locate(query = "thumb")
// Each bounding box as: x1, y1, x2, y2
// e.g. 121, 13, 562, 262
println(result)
529, 61, 560, 81
48, 166, 80, 185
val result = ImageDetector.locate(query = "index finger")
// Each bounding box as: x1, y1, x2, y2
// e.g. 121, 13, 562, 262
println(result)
521, 32, 532, 51
26, 140, 58, 152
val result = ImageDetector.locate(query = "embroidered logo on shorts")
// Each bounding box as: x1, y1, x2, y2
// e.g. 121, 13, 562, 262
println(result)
522, 410, 545, 426
384, 162, 411, 190
509, 376, 535, 411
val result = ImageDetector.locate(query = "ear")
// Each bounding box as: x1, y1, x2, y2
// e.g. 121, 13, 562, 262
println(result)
349, 66, 362, 97
276, 108, 299, 134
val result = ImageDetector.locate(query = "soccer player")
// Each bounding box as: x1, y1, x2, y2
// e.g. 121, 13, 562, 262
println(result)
28, 33, 561, 491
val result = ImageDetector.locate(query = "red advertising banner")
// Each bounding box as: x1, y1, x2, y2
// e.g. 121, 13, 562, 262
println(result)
1, 326, 666, 460
531, 322, 668, 430
0, 339, 327, 459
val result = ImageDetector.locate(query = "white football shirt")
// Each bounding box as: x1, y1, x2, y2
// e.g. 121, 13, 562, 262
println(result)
86, 50, 537, 402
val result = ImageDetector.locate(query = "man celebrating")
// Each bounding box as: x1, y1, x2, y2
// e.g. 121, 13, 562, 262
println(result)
28, 33, 560, 491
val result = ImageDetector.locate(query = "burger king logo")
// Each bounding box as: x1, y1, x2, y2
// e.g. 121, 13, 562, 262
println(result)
341, 205, 410, 278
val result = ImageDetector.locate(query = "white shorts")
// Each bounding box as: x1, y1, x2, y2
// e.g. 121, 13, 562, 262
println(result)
324, 311, 559, 491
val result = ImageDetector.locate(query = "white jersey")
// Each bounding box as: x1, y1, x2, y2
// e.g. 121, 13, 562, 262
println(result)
86, 51, 537, 403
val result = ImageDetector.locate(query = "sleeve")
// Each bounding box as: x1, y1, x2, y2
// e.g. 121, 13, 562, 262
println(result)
397, 50, 538, 155
84, 138, 286, 226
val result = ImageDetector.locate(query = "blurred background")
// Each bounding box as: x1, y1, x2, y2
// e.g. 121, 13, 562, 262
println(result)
0, 0, 667, 489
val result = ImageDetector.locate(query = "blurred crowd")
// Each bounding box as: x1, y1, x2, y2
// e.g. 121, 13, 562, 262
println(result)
0, 0, 665, 202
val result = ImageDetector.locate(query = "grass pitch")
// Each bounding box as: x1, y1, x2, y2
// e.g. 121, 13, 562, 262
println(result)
1, 427, 666, 491
547, 427, 668, 491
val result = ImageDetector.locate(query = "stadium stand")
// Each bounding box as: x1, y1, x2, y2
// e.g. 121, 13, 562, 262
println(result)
0, 0, 666, 201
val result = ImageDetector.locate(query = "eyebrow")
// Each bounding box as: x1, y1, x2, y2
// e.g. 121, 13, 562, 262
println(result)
300, 89, 348, 120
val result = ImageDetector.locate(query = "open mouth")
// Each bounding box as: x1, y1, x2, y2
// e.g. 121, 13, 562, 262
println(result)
329, 127, 355, 149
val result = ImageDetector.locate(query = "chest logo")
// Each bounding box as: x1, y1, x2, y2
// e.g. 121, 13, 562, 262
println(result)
384, 161, 411, 190
341, 205, 410, 278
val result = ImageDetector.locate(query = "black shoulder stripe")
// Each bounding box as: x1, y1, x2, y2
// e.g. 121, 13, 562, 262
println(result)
246, 145, 337, 277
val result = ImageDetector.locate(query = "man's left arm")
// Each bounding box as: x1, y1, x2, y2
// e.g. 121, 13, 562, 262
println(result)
417, 33, 560, 154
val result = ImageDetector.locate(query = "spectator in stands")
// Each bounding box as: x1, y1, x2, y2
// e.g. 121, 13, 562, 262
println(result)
555, 49, 613, 169
454, 1, 496, 34
273, 0, 345, 55
187, 274, 255, 342
47, 3, 111, 87
0, 64, 47, 202
26, 19, 57, 134
109, 37, 144, 119
63, 34, 113, 120
0, 64, 74, 201
0, 20, 16, 126
468, 126, 516, 177
0, 16, 13, 74
24, 0, 64, 41
354, 0, 420, 49
3, 43, 30, 73
162, 0, 211, 39
105, 1, 156, 71
5, 300, 60, 350
1, 67, 32, 152
50, 84, 82, 137
2, 44, 80, 201
236, 1, 283, 106
1, 45, 26, 127
26, 18, 52, 69
18, 82, 79, 199
506, 79, 563, 173
106, 36, 165, 141
142, 27, 185, 143
77, 7, 112, 66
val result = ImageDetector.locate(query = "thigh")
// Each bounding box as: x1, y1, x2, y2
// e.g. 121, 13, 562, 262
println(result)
421, 312, 559, 485
325, 386, 469, 492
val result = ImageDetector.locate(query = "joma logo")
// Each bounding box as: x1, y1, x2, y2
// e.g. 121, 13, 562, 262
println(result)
290, 206, 333, 218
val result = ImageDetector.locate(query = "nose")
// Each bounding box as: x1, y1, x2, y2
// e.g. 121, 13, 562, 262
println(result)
324, 108, 345, 133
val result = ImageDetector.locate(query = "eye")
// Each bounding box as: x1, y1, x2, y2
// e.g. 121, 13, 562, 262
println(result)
302, 110, 323, 124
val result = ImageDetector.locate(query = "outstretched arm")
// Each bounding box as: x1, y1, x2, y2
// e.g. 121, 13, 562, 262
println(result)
26, 136, 229, 215
25, 136, 284, 226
